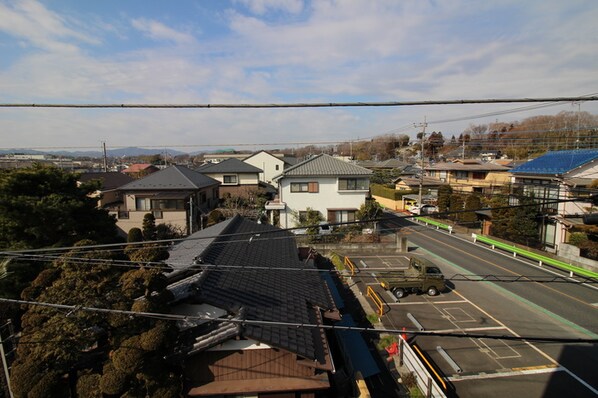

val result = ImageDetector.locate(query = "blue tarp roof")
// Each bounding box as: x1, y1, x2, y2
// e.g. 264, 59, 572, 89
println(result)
510, 149, 598, 175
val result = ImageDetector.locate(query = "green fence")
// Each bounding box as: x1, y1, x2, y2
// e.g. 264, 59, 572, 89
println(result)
414, 216, 453, 233
472, 234, 598, 280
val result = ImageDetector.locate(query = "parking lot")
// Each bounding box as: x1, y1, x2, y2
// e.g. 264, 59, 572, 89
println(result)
347, 253, 567, 397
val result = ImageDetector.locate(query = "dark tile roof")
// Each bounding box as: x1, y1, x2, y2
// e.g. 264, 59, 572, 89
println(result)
276, 154, 372, 179
166, 215, 334, 360
78, 172, 134, 190
119, 165, 220, 190
510, 149, 598, 175
196, 158, 262, 174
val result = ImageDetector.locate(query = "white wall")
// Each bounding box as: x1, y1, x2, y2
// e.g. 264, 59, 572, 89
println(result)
204, 172, 259, 185
278, 176, 368, 228
244, 152, 285, 184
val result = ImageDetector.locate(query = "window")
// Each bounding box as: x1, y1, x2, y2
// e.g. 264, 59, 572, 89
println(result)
223, 175, 238, 184
153, 210, 163, 219
135, 197, 151, 211
291, 182, 318, 193
338, 178, 369, 191
472, 172, 486, 180
275, 165, 280, 170
328, 210, 356, 223
151, 199, 185, 210
199, 192, 207, 204
454, 171, 468, 180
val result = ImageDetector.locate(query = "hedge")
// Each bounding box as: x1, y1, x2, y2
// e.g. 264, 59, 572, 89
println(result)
371, 183, 415, 201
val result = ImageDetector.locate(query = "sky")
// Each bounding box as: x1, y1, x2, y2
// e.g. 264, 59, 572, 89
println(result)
0, 0, 597, 153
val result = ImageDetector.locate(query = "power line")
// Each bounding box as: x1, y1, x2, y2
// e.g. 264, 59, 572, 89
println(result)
0, 298, 594, 343
1, 97, 597, 109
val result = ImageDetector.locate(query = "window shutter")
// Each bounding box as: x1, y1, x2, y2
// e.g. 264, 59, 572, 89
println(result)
327, 210, 336, 222
308, 182, 319, 193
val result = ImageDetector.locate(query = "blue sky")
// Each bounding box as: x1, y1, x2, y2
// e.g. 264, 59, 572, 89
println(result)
0, 0, 597, 152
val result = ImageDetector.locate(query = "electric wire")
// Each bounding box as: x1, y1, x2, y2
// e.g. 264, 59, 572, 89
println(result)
0, 298, 594, 343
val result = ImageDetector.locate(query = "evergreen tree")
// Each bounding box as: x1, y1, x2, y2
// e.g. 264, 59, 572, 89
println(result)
0, 165, 119, 301
449, 194, 464, 221
142, 213, 157, 240
437, 185, 453, 215
462, 194, 482, 225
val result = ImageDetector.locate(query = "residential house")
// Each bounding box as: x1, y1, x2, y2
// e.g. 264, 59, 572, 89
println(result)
267, 154, 372, 228
243, 150, 292, 184
196, 158, 263, 200
357, 158, 409, 171
114, 165, 220, 236
164, 215, 339, 397
202, 153, 249, 164
392, 176, 448, 210
510, 149, 598, 252
78, 171, 134, 208
425, 159, 511, 193
121, 163, 160, 179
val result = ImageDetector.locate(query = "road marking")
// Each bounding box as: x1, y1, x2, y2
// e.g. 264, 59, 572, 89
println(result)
448, 365, 561, 382
418, 244, 598, 339
478, 338, 521, 360
433, 326, 507, 333
443, 307, 476, 322
387, 300, 468, 305
415, 230, 598, 311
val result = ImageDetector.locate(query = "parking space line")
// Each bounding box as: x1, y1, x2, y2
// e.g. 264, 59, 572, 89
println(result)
387, 300, 468, 305
443, 307, 476, 323
478, 338, 522, 360
433, 326, 507, 333
447, 365, 562, 382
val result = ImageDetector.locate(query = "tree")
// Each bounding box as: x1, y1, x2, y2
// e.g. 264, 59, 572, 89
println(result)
0, 165, 119, 250
462, 194, 482, 225
356, 199, 383, 230
11, 240, 181, 397
437, 185, 453, 215
293, 208, 323, 235
449, 194, 464, 222
142, 213, 157, 240
0, 165, 119, 301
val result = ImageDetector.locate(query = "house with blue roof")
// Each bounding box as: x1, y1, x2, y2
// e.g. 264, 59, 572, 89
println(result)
510, 149, 598, 252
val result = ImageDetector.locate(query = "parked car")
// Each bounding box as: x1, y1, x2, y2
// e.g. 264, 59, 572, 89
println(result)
409, 204, 438, 215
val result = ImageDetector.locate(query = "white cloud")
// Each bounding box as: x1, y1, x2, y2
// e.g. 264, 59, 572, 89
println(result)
0, 0, 596, 150
234, 0, 304, 15
0, 0, 97, 53
131, 18, 196, 45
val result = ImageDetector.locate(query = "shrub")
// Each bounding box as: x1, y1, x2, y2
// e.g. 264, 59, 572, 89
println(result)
569, 232, 589, 246
127, 227, 143, 243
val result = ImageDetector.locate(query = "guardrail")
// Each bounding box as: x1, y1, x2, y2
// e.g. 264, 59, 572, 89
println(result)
344, 256, 356, 276
472, 233, 598, 280
366, 286, 384, 317
414, 217, 453, 233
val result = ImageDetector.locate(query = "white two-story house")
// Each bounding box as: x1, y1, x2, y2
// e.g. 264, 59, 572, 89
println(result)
266, 154, 372, 228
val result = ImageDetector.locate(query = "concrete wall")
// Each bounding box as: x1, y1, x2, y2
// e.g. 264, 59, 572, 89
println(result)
558, 243, 598, 272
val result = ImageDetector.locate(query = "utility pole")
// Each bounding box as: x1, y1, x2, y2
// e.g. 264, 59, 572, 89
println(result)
102, 141, 108, 172
414, 117, 427, 208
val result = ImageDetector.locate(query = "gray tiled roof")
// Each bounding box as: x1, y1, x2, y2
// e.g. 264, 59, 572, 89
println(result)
78, 172, 134, 190
196, 158, 262, 174
275, 154, 372, 179
166, 215, 334, 360
119, 165, 220, 190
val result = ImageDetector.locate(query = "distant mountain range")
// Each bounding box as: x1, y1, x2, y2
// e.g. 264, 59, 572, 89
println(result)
0, 147, 192, 158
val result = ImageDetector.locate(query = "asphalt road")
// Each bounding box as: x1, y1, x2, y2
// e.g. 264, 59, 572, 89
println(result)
351, 211, 598, 398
